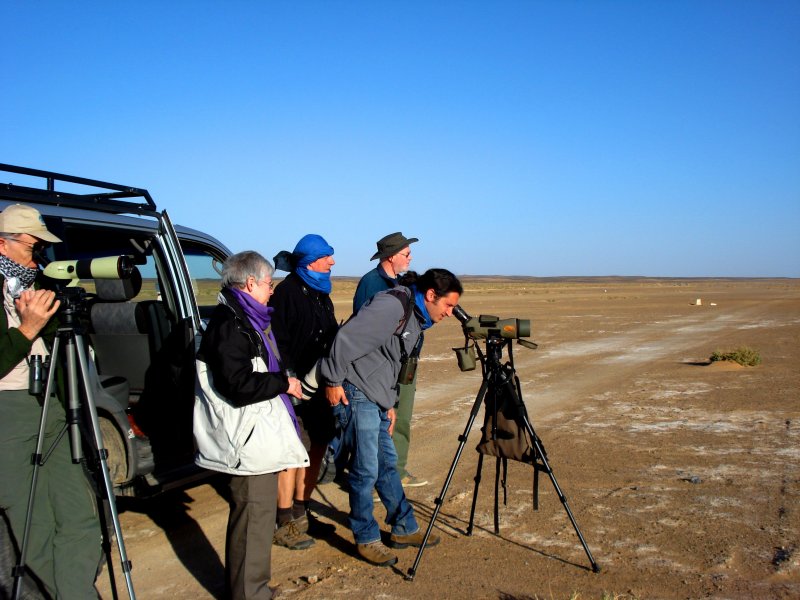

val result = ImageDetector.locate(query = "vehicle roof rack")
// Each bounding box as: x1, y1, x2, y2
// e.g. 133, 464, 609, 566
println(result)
0, 163, 158, 215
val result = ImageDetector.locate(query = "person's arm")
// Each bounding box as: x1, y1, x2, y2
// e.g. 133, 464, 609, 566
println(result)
200, 312, 290, 407
0, 289, 60, 379
16, 289, 60, 340
325, 384, 348, 406
320, 291, 404, 389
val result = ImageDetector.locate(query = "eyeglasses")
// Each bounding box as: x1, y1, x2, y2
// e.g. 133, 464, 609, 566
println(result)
254, 277, 274, 290
3, 237, 49, 254
396, 251, 411, 259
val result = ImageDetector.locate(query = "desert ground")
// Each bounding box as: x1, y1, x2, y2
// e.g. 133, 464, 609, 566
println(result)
97, 278, 799, 600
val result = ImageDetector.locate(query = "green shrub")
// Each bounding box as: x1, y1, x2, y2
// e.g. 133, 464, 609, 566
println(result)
710, 346, 761, 366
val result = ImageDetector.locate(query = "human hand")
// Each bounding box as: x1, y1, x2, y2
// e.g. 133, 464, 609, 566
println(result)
325, 385, 348, 407
286, 377, 303, 399
388, 407, 396, 436
15, 289, 60, 341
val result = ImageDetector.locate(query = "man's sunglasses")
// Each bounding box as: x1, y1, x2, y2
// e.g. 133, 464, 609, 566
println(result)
3, 237, 50, 254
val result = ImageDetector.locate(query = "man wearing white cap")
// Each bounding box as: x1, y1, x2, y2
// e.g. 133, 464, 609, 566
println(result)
0, 204, 102, 598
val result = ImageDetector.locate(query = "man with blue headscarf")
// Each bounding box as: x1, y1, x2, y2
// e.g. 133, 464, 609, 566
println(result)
271, 234, 339, 546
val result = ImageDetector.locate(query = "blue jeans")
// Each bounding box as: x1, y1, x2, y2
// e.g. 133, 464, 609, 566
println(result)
336, 382, 418, 544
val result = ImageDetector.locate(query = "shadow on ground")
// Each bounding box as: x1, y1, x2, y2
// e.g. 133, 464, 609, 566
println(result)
118, 479, 229, 599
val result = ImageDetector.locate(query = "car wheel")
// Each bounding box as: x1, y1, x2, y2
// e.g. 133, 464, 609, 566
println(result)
99, 416, 129, 485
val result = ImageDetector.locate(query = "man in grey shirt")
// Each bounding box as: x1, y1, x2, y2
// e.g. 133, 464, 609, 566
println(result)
320, 268, 462, 567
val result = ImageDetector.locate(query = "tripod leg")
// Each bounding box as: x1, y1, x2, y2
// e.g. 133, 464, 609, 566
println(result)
523, 414, 600, 573
64, 337, 84, 464
12, 336, 61, 600
493, 458, 501, 534
497, 370, 600, 573
533, 455, 539, 511
502, 457, 508, 507
73, 335, 137, 598
406, 378, 489, 581
97, 496, 121, 600
466, 452, 484, 536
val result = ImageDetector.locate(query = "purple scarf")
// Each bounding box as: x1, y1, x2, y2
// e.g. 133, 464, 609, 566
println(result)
230, 287, 300, 435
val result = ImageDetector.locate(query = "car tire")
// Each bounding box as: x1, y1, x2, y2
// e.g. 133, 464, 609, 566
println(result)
99, 416, 129, 486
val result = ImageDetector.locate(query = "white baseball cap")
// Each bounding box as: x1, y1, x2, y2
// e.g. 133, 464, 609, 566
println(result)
0, 204, 62, 243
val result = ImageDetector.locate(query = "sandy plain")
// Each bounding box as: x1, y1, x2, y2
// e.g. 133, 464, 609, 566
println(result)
97, 278, 800, 600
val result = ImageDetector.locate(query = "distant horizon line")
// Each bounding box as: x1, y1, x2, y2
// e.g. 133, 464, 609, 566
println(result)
189, 274, 799, 281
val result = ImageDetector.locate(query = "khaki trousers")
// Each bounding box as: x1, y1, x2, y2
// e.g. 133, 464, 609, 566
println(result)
392, 373, 418, 479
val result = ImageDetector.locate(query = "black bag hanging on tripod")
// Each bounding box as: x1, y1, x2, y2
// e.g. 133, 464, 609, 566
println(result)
475, 380, 536, 465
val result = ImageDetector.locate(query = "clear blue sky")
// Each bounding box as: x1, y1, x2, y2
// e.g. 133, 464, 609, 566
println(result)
2, 1, 798, 277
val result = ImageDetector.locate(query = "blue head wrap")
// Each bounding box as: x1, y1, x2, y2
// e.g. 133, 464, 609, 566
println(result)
411, 285, 434, 330
293, 234, 334, 294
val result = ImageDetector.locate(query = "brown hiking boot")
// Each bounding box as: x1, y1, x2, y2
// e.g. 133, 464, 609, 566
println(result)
295, 513, 309, 534
273, 519, 315, 550
357, 540, 398, 567
400, 472, 429, 488
389, 529, 440, 549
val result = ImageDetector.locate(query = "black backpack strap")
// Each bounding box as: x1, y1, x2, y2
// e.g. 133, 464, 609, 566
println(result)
385, 288, 417, 362
386, 288, 413, 333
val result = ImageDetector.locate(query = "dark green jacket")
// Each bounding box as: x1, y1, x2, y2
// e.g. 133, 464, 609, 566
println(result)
0, 275, 59, 381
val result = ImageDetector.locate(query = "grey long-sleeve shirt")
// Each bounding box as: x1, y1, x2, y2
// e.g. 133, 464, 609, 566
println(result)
319, 286, 421, 410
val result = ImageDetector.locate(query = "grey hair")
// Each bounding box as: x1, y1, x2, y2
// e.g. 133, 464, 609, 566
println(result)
221, 251, 274, 289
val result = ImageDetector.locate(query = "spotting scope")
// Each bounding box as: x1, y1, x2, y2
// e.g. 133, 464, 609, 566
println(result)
43, 255, 135, 280
453, 305, 531, 340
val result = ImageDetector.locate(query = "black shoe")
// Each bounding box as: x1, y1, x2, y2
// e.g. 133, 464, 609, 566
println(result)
317, 447, 338, 484
333, 471, 350, 492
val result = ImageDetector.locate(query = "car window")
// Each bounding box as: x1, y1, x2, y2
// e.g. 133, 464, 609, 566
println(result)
180, 241, 225, 321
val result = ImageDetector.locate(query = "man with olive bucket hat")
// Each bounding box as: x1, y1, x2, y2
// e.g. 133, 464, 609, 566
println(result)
352, 232, 427, 488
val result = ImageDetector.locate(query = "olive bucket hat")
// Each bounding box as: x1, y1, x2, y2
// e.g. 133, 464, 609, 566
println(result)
370, 231, 419, 261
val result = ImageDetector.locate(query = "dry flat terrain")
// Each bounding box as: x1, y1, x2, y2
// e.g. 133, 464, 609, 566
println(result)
98, 278, 799, 600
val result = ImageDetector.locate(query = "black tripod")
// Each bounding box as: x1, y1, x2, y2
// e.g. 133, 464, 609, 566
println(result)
12, 300, 136, 600
406, 334, 599, 580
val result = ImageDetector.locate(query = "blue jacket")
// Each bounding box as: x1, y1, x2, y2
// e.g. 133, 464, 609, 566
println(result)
352, 265, 396, 314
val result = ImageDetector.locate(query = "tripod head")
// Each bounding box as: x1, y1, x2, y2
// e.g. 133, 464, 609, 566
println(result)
54, 286, 90, 325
